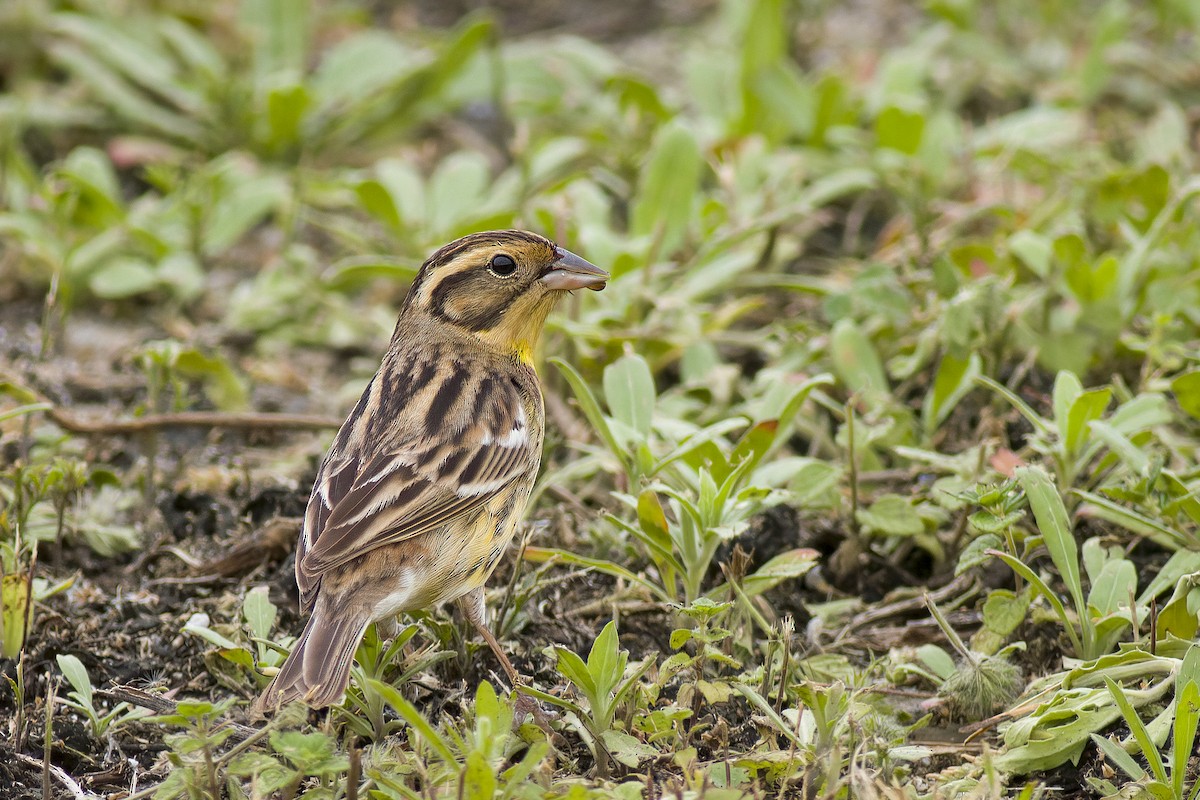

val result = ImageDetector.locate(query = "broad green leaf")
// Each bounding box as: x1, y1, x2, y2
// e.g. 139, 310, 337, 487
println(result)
1064, 388, 1111, 458
550, 359, 625, 469
1087, 559, 1135, 617
830, 318, 888, 400
202, 173, 289, 256
599, 729, 658, 768
1075, 490, 1198, 551
1106, 393, 1172, 436
1087, 420, 1148, 475
630, 120, 702, 254
242, 586, 276, 641
982, 590, 1028, 637
916, 644, 956, 680
240, 0, 310, 80
726, 548, 819, 598
1090, 733, 1146, 780
367, 679, 457, 763
1008, 230, 1052, 278
856, 494, 923, 537
1, 573, 32, 659
49, 43, 205, 142
1171, 370, 1200, 420
875, 105, 925, 155
603, 354, 655, 438
56, 654, 92, 704
89, 258, 157, 299
428, 151, 491, 235
500, 740, 550, 791
1104, 677, 1168, 783
322, 256, 419, 291
269, 730, 348, 773
175, 349, 250, 411
654, 418, 746, 477
1137, 549, 1200, 606
1052, 371, 1084, 437
1015, 467, 1084, 620
988, 548, 1084, 657
265, 80, 310, 149
355, 179, 402, 231
923, 352, 981, 432
636, 490, 671, 554
587, 620, 623, 698
462, 751, 496, 800
1173, 678, 1200, 795
555, 647, 597, 700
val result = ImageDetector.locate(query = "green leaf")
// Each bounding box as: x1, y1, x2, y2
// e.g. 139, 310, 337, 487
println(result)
202, 173, 289, 256
982, 590, 1029, 637
975, 375, 1051, 433
265, 80, 310, 149
89, 258, 158, 299
1087, 559, 1135, 617
856, 494, 923, 537
636, 490, 673, 556
240, 0, 310, 80
1173, 678, 1200, 794
242, 586, 276, 641
1087, 420, 1149, 475
630, 120, 702, 254
1171, 370, 1200, 420
550, 359, 625, 470
599, 729, 658, 768
923, 352, 981, 432
462, 751, 496, 800
669, 628, 693, 650
2, 573, 32, 659
554, 647, 597, 700
1075, 490, 1198, 551
1052, 371, 1084, 437
1014, 467, 1084, 623
56, 653, 93, 705
653, 418, 745, 478
522, 546, 668, 602
587, 620, 625, 699
1008, 230, 1052, 278
366, 679, 457, 764
731, 548, 819, 598
988, 549, 1084, 657
1090, 733, 1146, 780
1064, 388, 1111, 458
175, 349, 250, 411
830, 318, 888, 401
1104, 676, 1168, 783
875, 105, 925, 155
603, 354, 655, 439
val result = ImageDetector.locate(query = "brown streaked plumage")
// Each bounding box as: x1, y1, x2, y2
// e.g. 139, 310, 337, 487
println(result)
254, 230, 606, 713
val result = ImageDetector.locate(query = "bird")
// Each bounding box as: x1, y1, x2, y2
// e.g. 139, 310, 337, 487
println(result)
254, 229, 607, 713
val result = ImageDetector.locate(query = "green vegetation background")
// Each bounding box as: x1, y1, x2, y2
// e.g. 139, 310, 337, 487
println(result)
2, 0, 1200, 797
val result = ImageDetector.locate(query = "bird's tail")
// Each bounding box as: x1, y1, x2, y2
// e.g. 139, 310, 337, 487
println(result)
253, 600, 369, 714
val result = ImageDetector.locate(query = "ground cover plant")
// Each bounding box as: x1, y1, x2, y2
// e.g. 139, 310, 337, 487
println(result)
2, 0, 1200, 797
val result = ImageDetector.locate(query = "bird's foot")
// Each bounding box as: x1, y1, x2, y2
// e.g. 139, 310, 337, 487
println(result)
511, 686, 563, 745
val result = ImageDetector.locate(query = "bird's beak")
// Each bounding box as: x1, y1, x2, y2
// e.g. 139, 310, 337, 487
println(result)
541, 247, 608, 292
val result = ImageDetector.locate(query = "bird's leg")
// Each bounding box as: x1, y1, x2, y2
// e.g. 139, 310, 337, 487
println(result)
459, 587, 522, 686
458, 587, 553, 731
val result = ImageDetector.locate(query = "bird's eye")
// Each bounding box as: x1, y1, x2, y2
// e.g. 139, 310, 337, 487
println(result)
488, 254, 517, 277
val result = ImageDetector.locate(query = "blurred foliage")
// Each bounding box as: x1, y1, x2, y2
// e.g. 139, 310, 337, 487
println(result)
2, 0, 1200, 796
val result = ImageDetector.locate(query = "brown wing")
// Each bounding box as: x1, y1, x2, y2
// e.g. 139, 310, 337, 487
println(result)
295, 374, 538, 611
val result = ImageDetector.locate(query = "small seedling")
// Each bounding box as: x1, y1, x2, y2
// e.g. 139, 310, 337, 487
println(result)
56, 654, 149, 738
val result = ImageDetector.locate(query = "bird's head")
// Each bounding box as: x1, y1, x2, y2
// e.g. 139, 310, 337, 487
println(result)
401, 230, 607, 362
